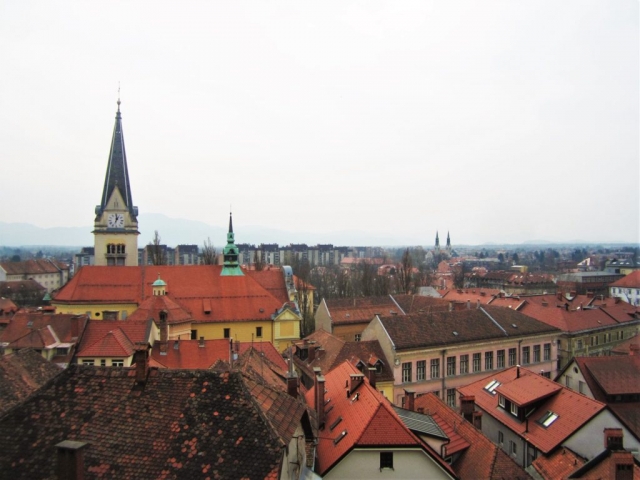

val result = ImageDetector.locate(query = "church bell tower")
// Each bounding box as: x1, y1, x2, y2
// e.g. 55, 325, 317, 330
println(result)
93, 98, 139, 266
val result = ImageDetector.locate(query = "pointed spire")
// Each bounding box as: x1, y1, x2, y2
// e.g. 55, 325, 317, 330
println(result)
97, 97, 136, 217
435, 231, 440, 247
221, 211, 243, 276
447, 231, 451, 247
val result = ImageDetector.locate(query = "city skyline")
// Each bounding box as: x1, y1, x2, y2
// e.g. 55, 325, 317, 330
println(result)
1, 2, 638, 245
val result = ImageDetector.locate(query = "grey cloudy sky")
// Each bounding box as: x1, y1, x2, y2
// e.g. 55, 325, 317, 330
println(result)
1, 1, 638, 245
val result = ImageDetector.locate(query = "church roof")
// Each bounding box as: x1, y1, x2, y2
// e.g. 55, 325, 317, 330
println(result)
98, 99, 136, 216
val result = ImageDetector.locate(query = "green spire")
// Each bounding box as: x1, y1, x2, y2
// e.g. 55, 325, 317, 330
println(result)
221, 212, 244, 276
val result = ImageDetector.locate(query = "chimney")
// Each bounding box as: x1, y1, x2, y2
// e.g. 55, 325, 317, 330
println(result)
133, 345, 149, 385
286, 346, 298, 398
56, 440, 88, 480
517, 365, 520, 378
630, 343, 640, 356
587, 292, 594, 298
199, 336, 205, 348
287, 371, 299, 398
615, 297, 621, 304
174, 337, 180, 350
404, 389, 415, 411
605, 428, 624, 450
476, 299, 481, 309
557, 292, 563, 301
466, 300, 471, 310
472, 411, 483, 429
460, 395, 475, 423
365, 367, 377, 389
308, 345, 316, 362
349, 373, 365, 395
314, 368, 325, 429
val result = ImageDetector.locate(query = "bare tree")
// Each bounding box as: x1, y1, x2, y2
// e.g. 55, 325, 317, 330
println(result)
398, 248, 413, 294
201, 237, 217, 265
148, 230, 167, 265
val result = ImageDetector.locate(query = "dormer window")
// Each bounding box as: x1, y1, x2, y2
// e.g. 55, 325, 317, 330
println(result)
510, 403, 518, 416
538, 411, 559, 427
498, 394, 505, 407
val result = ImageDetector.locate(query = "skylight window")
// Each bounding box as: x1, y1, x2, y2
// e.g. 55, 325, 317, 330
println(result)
484, 380, 501, 395
333, 430, 348, 445
329, 416, 343, 431
538, 411, 559, 427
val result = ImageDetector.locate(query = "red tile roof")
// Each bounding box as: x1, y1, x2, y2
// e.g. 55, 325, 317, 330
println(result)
0, 312, 87, 350
0, 297, 18, 314
75, 319, 150, 358
0, 366, 285, 478
127, 294, 191, 324
0, 259, 68, 275
531, 446, 585, 480
486, 294, 640, 333
610, 271, 640, 288
0, 349, 62, 415
496, 375, 562, 407
414, 393, 530, 480
151, 339, 287, 372
305, 362, 454, 477
581, 355, 640, 396
294, 329, 394, 384
459, 366, 606, 454
55, 265, 293, 323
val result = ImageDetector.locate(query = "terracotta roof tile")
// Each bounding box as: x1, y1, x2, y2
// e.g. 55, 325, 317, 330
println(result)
0, 312, 87, 352
610, 271, 640, 288
459, 366, 606, 454
0, 349, 62, 415
0, 366, 284, 478
55, 265, 293, 323
413, 393, 530, 480
151, 339, 287, 372
531, 447, 586, 480
0, 259, 68, 275
304, 362, 454, 477
75, 319, 149, 358
378, 306, 559, 350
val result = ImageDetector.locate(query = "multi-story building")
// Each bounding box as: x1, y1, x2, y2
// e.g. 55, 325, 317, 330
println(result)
458, 365, 640, 469
610, 271, 640, 306
362, 305, 561, 408
0, 259, 69, 293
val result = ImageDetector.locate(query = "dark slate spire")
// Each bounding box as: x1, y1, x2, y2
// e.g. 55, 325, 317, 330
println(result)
435, 231, 440, 247
446, 231, 451, 247
98, 98, 136, 216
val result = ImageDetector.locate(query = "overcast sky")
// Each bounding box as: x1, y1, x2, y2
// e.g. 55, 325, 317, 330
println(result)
0, 1, 638, 246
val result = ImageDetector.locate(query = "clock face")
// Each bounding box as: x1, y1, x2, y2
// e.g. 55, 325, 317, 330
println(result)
107, 214, 124, 228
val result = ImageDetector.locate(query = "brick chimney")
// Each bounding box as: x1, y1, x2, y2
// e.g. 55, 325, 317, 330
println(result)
404, 389, 415, 411
286, 347, 298, 398
308, 345, 316, 362
133, 344, 149, 385
472, 411, 482, 429
365, 367, 377, 389
159, 311, 168, 355
348, 373, 365, 395
314, 368, 325, 429
460, 395, 475, 423
56, 440, 88, 480
199, 336, 205, 348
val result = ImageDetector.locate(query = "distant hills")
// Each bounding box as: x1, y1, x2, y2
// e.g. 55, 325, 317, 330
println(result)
1, 215, 635, 249
0, 213, 410, 248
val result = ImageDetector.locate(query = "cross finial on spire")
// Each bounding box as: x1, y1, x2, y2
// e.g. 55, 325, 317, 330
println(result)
117, 82, 121, 112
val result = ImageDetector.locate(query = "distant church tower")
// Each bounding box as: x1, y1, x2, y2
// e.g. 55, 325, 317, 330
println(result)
93, 98, 139, 266
446, 231, 452, 254
221, 212, 243, 276
435, 231, 440, 253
